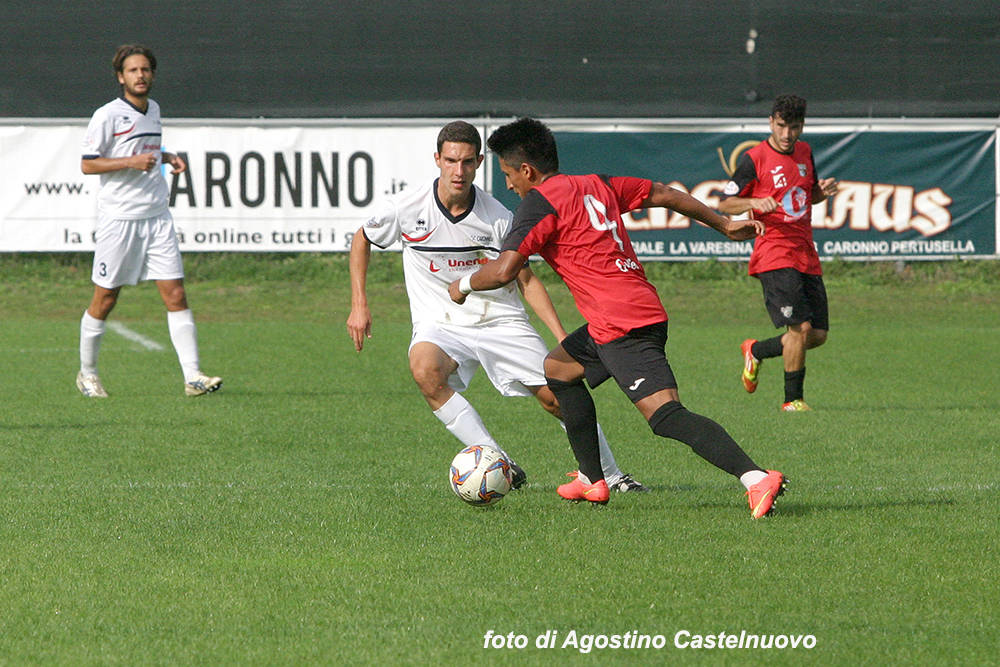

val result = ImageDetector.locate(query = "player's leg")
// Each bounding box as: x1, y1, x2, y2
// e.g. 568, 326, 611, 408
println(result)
544, 330, 608, 502
409, 336, 524, 485
781, 274, 829, 411
77, 284, 120, 397
147, 214, 221, 396
603, 322, 786, 516
78, 216, 138, 397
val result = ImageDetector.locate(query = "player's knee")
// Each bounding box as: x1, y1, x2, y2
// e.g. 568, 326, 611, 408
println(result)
809, 329, 828, 348
408, 361, 447, 398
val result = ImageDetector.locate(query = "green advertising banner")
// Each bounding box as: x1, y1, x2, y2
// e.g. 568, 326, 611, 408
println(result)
490, 127, 998, 261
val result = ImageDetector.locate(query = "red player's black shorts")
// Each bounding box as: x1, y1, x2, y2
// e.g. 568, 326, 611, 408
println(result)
757, 268, 829, 331
559, 321, 677, 403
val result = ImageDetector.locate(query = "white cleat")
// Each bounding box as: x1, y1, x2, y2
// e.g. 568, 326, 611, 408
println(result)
76, 372, 109, 398
185, 372, 223, 396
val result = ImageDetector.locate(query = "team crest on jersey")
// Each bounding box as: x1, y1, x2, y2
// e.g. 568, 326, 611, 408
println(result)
797, 163, 807, 177
723, 180, 739, 195
781, 306, 794, 318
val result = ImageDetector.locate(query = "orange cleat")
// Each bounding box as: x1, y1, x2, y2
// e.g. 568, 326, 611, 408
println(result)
558, 477, 610, 505
741, 339, 760, 393
781, 399, 811, 412
746, 470, 787, 519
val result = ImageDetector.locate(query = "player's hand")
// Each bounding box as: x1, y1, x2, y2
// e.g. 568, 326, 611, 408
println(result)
448, 280, 468, 304
163, 152, 187, 175
131, 152, 159, 171
818, 177, 838, 198
722, 215, 765, 241
752, 196, 779, 214
346, 307, 372, 351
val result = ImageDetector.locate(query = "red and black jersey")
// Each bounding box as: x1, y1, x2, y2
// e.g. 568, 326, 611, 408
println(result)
723, 140, 821, 275
501, 173, 667, 344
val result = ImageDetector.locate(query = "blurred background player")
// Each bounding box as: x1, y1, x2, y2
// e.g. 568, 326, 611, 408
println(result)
718, 94, 838, 411
347, 121, 646, 492
77, 44, 221, 398
450, 118, 784, 517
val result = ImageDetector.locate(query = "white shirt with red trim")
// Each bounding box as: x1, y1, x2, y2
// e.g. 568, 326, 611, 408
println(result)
361, 179, 529, 327
81, 97, 170, 219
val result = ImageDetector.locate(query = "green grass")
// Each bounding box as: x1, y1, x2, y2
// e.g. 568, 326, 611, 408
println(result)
1, 254, 998, 664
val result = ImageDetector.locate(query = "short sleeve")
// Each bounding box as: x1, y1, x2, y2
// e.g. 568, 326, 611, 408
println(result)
721, 153, 757, 198
82, 107, 110, 159
361, 198, 401, 249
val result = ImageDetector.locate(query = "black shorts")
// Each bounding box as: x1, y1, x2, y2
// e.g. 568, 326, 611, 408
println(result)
757, 268, 829, 331
560, 321, 677, 403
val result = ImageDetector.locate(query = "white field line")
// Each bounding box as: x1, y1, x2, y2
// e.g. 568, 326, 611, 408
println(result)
106, 321, 165, 351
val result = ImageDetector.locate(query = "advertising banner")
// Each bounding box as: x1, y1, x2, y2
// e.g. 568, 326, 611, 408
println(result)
2, 120, 997, 259
490, 125, 998, 260
0, 122, 463, 252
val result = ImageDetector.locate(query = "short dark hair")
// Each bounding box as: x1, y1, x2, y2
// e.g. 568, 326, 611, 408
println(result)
437, 120, 481, 154
486, 117, 559, 175
112, 44, 157, 75
771, 95, 807, 124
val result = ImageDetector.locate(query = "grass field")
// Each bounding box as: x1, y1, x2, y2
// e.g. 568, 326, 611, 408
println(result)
1, 254, 997, 665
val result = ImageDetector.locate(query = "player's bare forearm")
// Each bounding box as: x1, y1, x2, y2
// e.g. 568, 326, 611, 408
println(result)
448, 250, 526, 304
644, 182, 762, 240
347, 230, 373, 350
81, 153, 158, 174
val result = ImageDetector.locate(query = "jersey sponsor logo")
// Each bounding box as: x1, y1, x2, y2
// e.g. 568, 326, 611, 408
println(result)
782, 186, 810, 220
615, 257, 641, 273
447, 257, 488, 268
429, 261, 440, 273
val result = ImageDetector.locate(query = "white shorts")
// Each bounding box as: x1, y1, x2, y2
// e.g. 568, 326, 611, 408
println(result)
92, 212, 184, 289
409, 319, 549, 397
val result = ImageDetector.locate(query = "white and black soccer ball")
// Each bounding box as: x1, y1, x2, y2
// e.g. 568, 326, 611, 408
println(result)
449, 445, 513, 506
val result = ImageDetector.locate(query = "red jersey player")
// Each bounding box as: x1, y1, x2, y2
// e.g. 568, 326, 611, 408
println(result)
448, 118, 787, 518
719, 95, 838, 412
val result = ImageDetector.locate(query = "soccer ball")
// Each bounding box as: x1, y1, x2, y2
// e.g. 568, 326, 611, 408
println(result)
449, 445, 513, 506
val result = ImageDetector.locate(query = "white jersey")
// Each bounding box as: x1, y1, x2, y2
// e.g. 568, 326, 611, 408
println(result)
82, 97, 170, 219
363, 179, 529, 328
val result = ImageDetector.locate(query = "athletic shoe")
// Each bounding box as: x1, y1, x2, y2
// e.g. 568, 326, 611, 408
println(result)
185, 373, 223, 396
557, 476, 610, 505
741, 338, 760, 393
746, 470, 787, 519
76, 372, 108, 398
508, 459, 527, 490
609, 473, 649, 493
780, 399, 811, 412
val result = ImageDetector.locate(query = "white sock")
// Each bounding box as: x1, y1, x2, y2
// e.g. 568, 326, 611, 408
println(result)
740, 470, 769, 490
167, 309, 200, 381
80, 311, 105, 375
433, 392, 502, 453
560, 421, 622, 484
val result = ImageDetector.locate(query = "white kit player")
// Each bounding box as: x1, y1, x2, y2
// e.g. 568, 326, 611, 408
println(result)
347, 121, 646, 492
77, 44, 221, 398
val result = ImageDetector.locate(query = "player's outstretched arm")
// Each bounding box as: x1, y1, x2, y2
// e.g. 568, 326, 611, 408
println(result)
448, 250, 526, 304
812, 177, 838, 204
347, 230, 374, 351
642, 182, 764, 241
516, 265, 568, 342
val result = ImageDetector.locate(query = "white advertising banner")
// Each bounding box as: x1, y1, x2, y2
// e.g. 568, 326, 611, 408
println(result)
0, 122, 472, 251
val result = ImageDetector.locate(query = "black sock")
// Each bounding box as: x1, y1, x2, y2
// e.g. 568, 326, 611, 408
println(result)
784, 368, 806, 403
648, 401, 759, 477
752, 335, 784, 360
545, 377, 604, 483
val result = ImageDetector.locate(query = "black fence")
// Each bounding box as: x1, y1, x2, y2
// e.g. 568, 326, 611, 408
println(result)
3, 1, 997, 119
